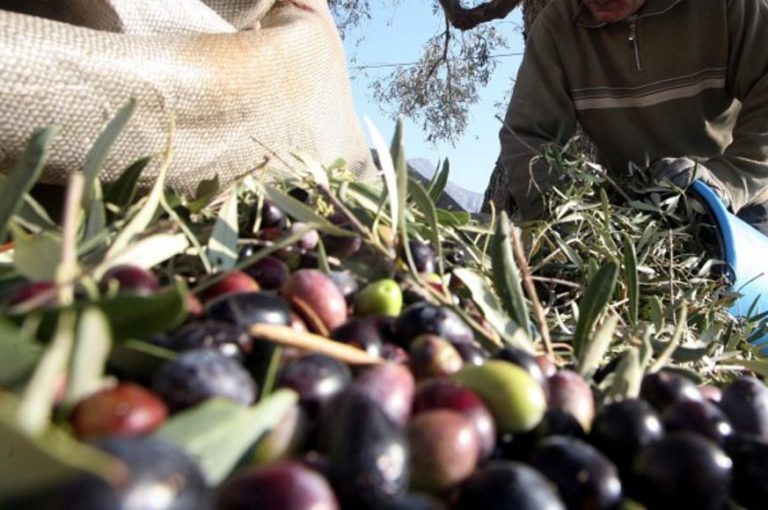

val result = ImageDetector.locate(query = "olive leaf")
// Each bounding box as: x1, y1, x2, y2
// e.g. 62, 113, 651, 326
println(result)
104, 156, 152, 212
155, 390, 298, 485
578, 314, 620, 379
0, 396, 127, 501
573, 261, 619, 360
428, 159, 450, 203
207, 185, 240, 272
408, 178, 444, 276
489, 211, 530, 335
0, 127, 58, 244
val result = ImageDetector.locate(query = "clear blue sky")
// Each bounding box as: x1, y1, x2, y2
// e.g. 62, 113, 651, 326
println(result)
340, 3, 525, 193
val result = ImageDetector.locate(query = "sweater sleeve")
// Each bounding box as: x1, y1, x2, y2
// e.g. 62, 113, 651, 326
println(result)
483, 17, 577, 220
703, 0, 768, 211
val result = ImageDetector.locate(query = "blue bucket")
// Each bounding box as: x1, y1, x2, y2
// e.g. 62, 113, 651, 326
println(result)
689, 180, 768, 346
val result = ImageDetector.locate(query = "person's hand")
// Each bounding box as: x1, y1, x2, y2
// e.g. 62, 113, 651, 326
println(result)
649, 157, 731, 208
649, 157, 701, 188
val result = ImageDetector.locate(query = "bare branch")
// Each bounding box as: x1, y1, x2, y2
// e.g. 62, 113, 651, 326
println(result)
437, 0, 523, 30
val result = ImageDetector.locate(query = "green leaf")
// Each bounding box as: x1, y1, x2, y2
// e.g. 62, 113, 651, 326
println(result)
606, 347, 642, 400
107, 339, 176, 382
63, 308, 112, 407
364, 118, 399, 233
84, 180, 107, 243
573, 261, 619, 359
0, 397, 127, 501
436, 209, 471, 226
489, 212, 530, 335
578, 314, 619, 379
207, 186, 240, 272
292, 151, 329, 189
263, 186, 350, 237
428, 159, 450, 203
729, 359, 768, 379
106, 119, 173, 259
82, 99, 136, 207
94, 233, 190, 279
452, 267, 531, 352
186, 175, 221, 214
12, 231, 62, 281
17, 311, 77, 434
12, 281, 189, 341
103, 156, 151, 211
623, 237, 639, 326
408, 178, 444, 275
0, 175, 57, 233
0, 126, 58, 243
0, 317, 42, 387
155, 390, 298, 485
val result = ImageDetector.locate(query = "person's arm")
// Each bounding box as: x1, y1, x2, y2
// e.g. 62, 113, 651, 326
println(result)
702, 0, 768, 212
484, 18, 577, 220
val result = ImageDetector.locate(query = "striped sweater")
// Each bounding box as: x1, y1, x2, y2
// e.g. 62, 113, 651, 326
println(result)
486, 0, 768, 220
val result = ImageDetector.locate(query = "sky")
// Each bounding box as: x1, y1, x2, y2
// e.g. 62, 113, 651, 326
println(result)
339, 2, 526, 193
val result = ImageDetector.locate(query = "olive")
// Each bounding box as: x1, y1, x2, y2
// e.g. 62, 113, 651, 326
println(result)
408, 334, 463, 379
640, 370, 704, 413
275, 353, 351, 420
353, 363, 415, 426
198, 270, 259, 303
354, 278, 403, 317
242, 255, 291, 291
494, 346, 548, 392
3, 280, 58, 308
455, 461, 565, 510
394, 302, 474, 348
70, 383, 167, 439
91, 436, 212, 510
99, 264, 159, 297
530, 436, 623, 510
452, 360, 546, 434
452, 342, 489, 366
152, 349, 257, 412
723, 434, 768, 509
205, 291, 292, 329
632, 432, 732, 510
2, 473, 119, 510
547, 370, 595, 432
326, 388, 410, 508
589, 398, 663, 477
282, 269, 348, 332
719, 376, 768, 441
412, 377, 496, 460
217, 460, 338, 510
405, 239, 436, 273
160, 319, 251, 359
330, 317, 385, 358
662, 398, 733, 445
407, 410, 480, 492
327, 270, 360, 304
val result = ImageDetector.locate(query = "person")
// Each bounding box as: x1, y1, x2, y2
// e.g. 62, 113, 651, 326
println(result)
483, 0, 768, 235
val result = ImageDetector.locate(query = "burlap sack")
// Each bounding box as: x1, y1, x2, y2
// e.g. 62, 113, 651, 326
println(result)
0, 0, 377, 194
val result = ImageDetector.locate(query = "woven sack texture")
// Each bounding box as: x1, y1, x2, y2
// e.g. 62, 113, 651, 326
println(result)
0, 0, 376, 194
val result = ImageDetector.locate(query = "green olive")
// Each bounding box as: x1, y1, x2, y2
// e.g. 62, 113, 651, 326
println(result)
452, 360, 546, 434
354, 278, 403, 317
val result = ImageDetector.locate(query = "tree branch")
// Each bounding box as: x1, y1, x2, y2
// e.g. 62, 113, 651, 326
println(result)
437, 0, 523, 30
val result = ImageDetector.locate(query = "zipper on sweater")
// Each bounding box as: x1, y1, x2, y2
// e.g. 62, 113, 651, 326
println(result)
627, 19, 642, 71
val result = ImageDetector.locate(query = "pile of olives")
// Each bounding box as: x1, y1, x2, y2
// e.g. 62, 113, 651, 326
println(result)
4, 198, 768, 510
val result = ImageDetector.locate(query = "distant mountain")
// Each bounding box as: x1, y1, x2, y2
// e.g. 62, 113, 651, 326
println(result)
405, 158, 485, 213
369, 151, 485, 213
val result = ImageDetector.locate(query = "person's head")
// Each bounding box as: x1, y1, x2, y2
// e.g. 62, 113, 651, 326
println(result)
583, 0, 648, 23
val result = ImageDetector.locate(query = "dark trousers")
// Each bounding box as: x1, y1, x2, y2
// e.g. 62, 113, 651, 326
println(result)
737, 203, 768, 237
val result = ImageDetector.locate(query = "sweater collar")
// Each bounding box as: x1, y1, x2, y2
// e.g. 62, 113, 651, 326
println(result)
575, 0, 682, 28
